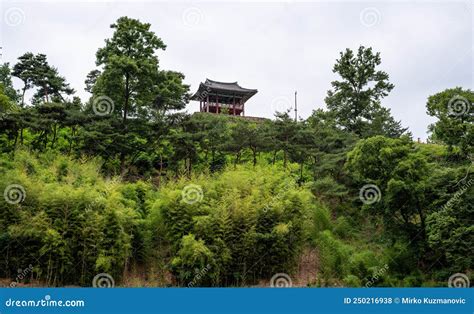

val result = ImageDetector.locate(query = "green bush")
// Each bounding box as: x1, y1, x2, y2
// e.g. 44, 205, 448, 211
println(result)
343, 275, 361, 287
332, 216, 352, 238
315, 230, 351, 285
312, 203, 332, 237
0, 151, 143, 286
150, 165, 314, 286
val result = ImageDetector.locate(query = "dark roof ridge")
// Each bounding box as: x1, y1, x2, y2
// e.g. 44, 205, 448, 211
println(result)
205, 78, 240, 86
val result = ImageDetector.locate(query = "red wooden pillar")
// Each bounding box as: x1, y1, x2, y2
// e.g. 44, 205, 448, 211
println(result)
241, 99, 244, 116
216, 95, 219, 114
232, 95, 236, 115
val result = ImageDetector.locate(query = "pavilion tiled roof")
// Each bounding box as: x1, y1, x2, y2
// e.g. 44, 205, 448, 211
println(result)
191, 79, 258, 103
203, 79, 257, 93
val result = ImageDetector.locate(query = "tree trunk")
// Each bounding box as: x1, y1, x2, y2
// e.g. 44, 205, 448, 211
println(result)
120, 72, 131, 175
21, 84, 27, 107
123, 72, 130, 125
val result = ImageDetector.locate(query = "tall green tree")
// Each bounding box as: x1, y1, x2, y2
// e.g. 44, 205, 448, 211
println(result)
88, 17, 189, 174
93, 16, 166, 123
32, 66, 74, 104
0, 63, 19, 103
426, 87, 473, 157
12, 53, 74, 105
12, 52, 38, 106
271, 111, 299, 168
306, 109, 357, 202
325, 46, 405, 138
345, 136, 436, 250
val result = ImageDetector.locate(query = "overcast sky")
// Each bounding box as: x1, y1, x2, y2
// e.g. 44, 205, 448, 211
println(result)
1, 0, 472, 140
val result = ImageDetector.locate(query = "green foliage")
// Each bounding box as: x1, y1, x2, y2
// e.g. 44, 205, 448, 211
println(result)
426, 87, 473, 157
311, 203, 332, 236
332, 216, 352, 239
150, 165, 313, 286
315, 230, 351, 285
0, 151, 142, 286
345, 135, 473, 283
0, 63, 19, 103
12, 53, 74, 105
325, 46, 406, 138
170, 234, 216, 286
426, 171, 473, 272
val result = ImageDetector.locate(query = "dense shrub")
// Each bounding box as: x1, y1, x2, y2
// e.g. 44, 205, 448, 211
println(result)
315, 230, 351, 285
0, 151, 144, 286
149, 165, 314, 286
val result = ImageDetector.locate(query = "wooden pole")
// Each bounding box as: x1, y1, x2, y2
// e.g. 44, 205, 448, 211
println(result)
206, 95, 209, 112
294, 91, 298, 122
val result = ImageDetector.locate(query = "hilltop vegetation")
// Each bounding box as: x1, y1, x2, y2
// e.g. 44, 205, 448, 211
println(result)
0, 17, 472, 287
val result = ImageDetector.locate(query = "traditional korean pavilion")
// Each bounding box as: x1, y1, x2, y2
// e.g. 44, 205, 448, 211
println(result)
191, 79, 258, 116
